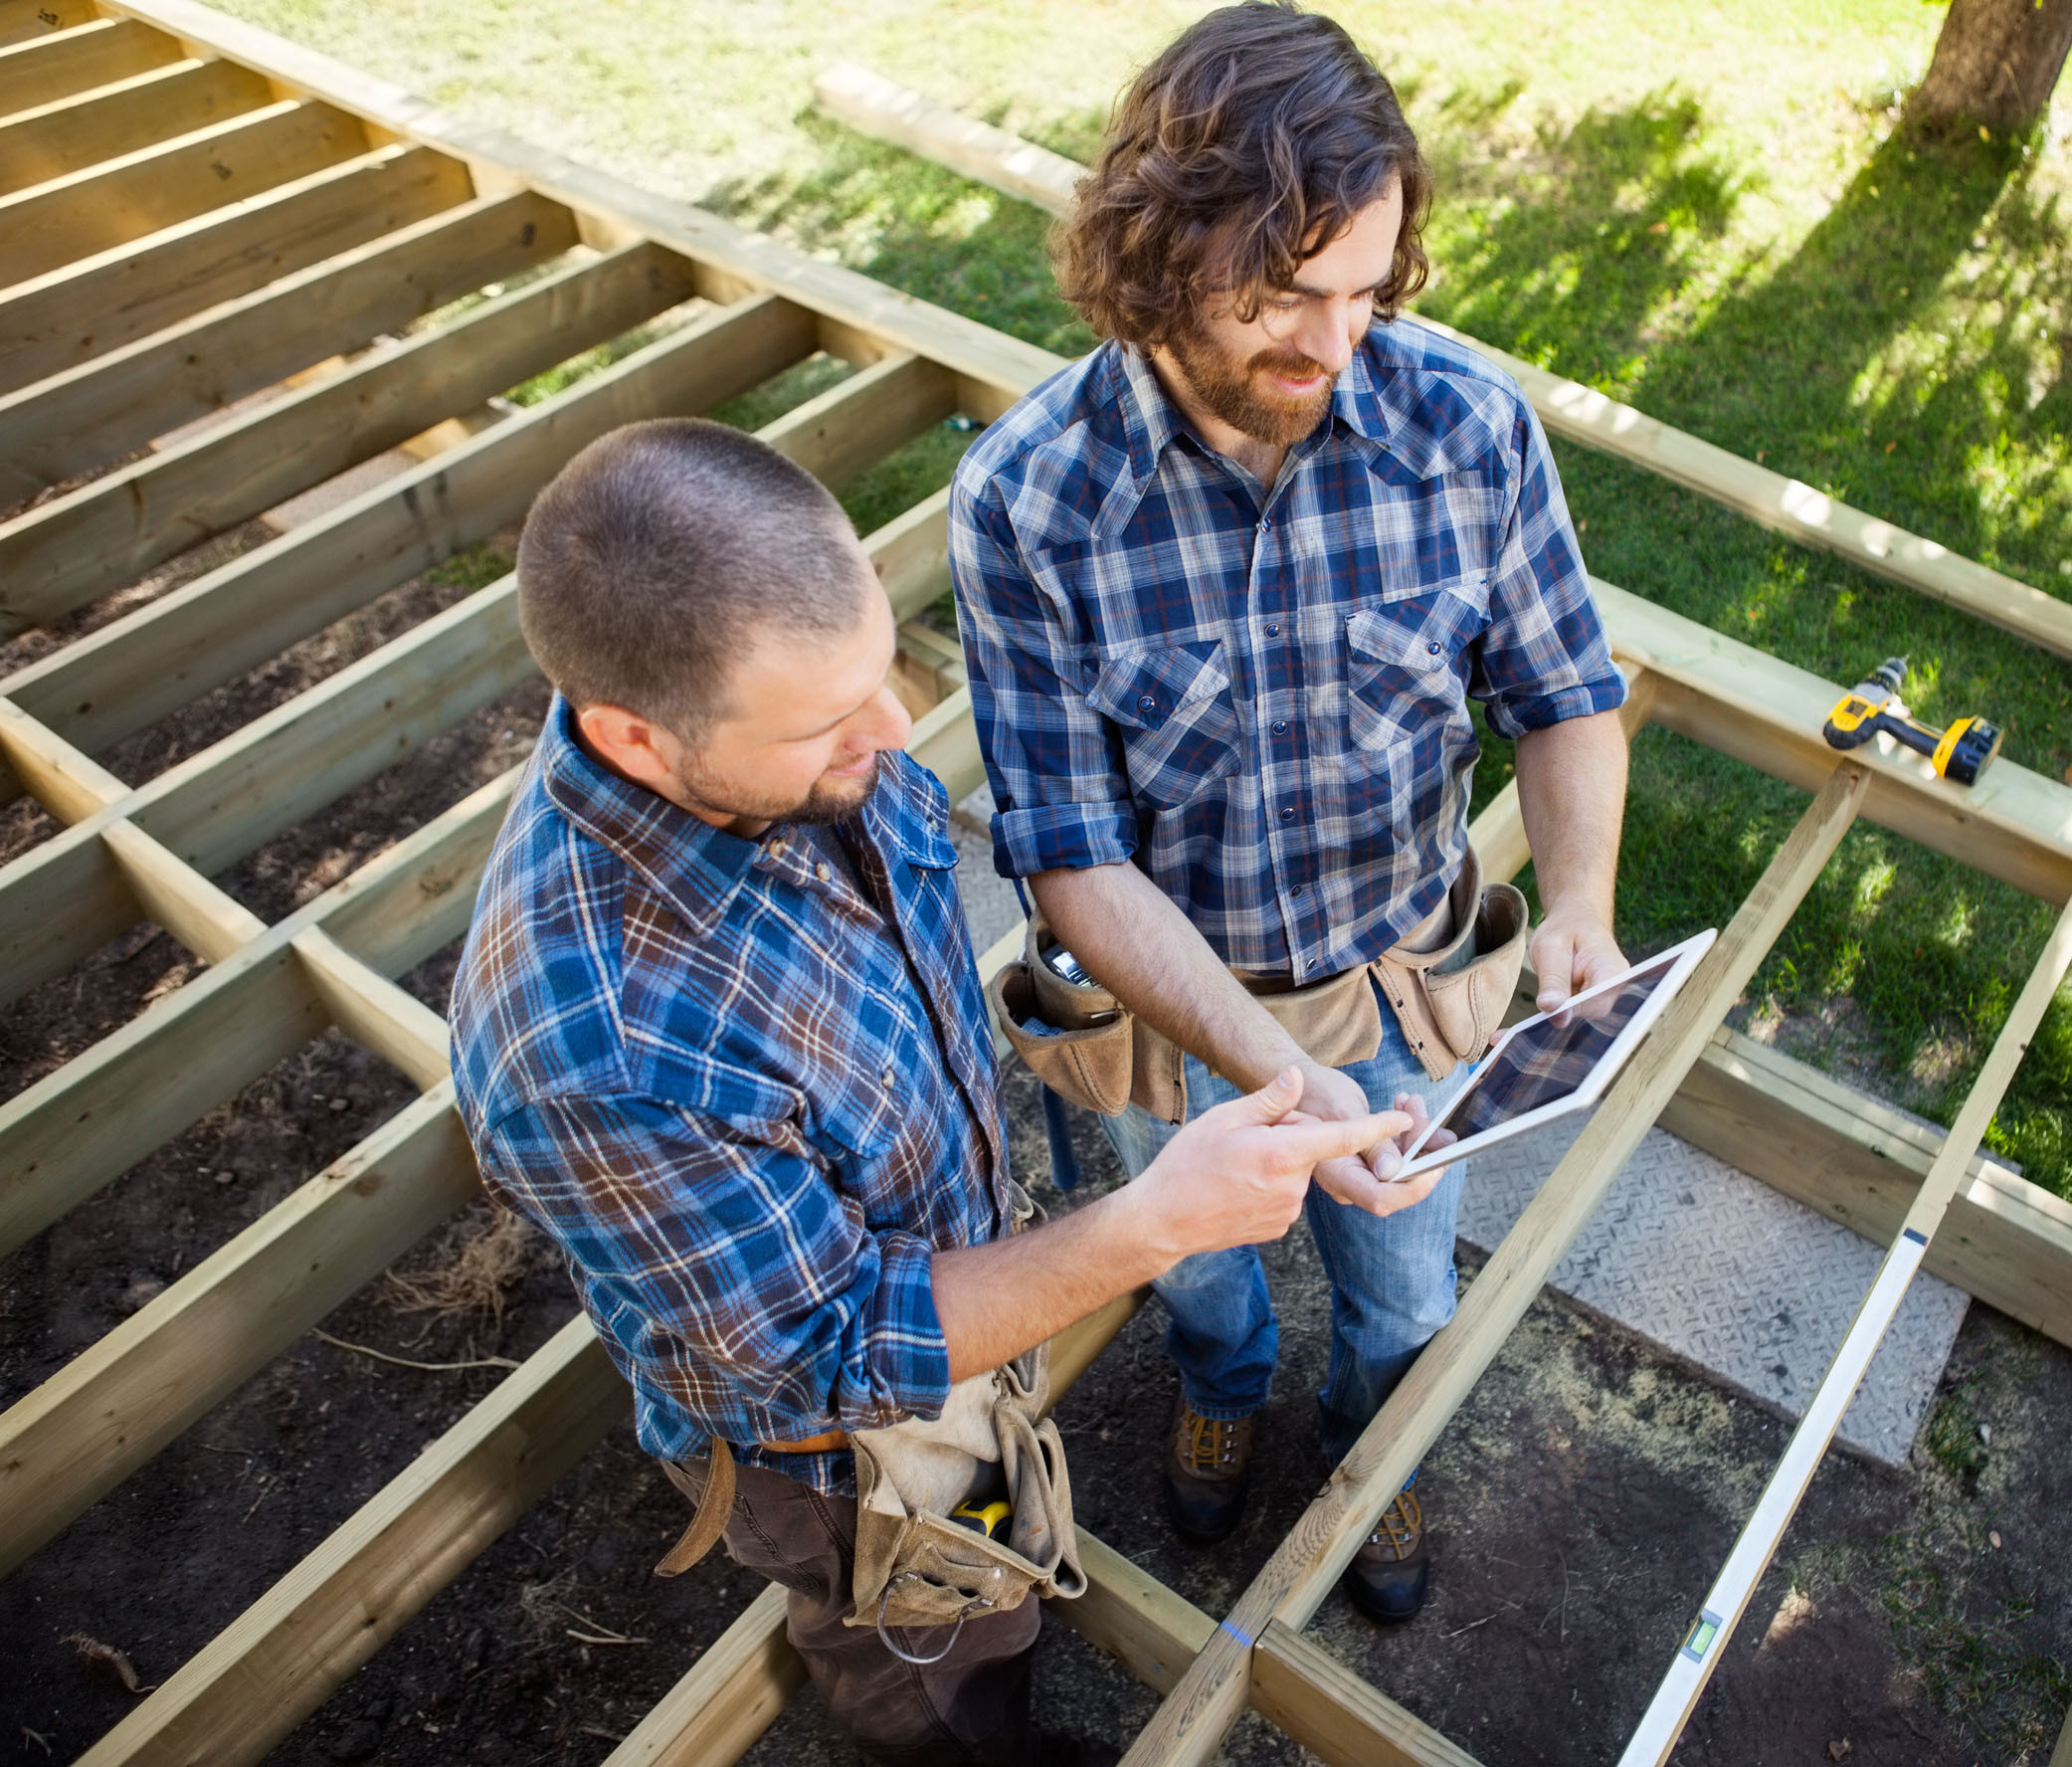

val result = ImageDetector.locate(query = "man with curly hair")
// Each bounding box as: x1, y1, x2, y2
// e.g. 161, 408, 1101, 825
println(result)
950, 1, 1631, 1623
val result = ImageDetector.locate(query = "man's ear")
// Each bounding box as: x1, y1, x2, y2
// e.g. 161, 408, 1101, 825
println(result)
575, 701, 683, 795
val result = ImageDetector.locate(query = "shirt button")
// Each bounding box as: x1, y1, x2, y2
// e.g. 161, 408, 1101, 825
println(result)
881, 1067, 896, 1088
1265, 622, 1280, 637
1279, 805, 1296, 822
1427, 641, 1442, 655
1258, 514, 1272, 530
1271, 719, 1288, 734
815, 862, 833, 883
1137, 693, 1158, 713
767, 838, 787, 859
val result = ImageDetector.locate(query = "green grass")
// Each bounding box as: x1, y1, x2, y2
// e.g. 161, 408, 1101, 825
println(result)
215, 0, 2072, 1198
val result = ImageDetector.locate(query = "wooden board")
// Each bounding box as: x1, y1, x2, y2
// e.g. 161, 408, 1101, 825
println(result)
0, 16, 182, 117
0, 141, 472, 394
0, 55, 269, 193
0, 187, 577, 495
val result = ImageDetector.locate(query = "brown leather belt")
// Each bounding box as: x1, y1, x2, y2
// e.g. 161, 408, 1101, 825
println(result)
758, 1429, 850, 1454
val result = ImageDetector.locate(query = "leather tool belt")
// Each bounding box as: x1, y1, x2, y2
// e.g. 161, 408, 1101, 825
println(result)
989, 845, 1529, 1124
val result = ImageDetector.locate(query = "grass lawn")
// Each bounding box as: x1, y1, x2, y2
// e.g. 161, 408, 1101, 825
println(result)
221, 0, 2072, 1197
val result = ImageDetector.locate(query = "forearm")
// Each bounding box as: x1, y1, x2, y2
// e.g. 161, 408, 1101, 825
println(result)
1513, 709, 1627, 920
931, 1185, 1168, 1381
1029, 861, 1301, 1089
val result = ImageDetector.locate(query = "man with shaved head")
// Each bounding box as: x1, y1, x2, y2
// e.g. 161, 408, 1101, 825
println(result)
450, 417, 1418, 1763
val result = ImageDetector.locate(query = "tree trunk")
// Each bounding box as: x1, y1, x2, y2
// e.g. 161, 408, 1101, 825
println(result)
1907, 0, 2072, 135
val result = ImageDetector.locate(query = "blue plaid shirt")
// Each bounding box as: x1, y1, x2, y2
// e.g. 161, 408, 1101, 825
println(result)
450, 698, 1010, 1494
950, 321, 1625, 979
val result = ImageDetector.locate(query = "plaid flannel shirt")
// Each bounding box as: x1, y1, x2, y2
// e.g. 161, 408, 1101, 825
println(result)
450, 698, 1010, 1494
950, 321, 1625, 979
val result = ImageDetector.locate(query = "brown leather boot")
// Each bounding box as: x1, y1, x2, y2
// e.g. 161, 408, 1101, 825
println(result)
1343, 1487, 1430, 1622
1161, 1400, 1254, 1545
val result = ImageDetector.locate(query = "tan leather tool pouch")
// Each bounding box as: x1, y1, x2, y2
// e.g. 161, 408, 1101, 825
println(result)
987, 911, 1143, 1117
1369, 846, 1530, 1081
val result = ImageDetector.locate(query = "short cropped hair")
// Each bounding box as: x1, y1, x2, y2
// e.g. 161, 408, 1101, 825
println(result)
516, 420, 865, 741
1053, 1, 1431, 349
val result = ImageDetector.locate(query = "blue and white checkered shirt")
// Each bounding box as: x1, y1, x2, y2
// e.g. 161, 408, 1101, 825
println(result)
950, 321, 1625, 979
450, 698, 1010, 1493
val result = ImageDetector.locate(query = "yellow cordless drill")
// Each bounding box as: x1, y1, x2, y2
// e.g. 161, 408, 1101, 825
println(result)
1821, 656, 2002, 786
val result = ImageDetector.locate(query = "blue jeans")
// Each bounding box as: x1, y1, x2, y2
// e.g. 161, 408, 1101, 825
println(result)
1100, 997, 1473, 1469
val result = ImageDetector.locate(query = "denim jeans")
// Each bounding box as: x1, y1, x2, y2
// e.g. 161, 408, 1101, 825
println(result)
1100, 990, 1473, 1468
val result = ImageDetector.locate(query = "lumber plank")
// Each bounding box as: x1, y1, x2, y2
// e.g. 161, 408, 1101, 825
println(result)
910, 684, 984, 804
0, 1088, 475, 1575
1115, 764, 1871, 1767
74, 1315, 631, 1767
758, 349, 958, 491
601, 1584, 805, 1767
1061, 1533, 1215, 1697
866, 485, 953, 622
0, 292, 818, 771
813, 62, 2072, 663
0, 141, 471, 394
1601, 579, 2072, 904
99, 815, 265, 958
95, 0, 1061, 420
0, 0, 96, 49
0, 187, 578, 494
0, 770, 514, 1256
0, 240, 695, 635
0, 56, 269, 194
0, 688, 125, 820
289, 926, 450, 1088
0, 98, 367, 289
1251, 1622, 1483, 1767
0, 17, 181, 118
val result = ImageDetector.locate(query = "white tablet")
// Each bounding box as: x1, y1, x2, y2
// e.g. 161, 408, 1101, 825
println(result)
1389, 928, 1719, 1181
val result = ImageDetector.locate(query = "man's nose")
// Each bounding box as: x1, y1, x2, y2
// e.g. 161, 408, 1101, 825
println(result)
1294, 303, 1357, 373
871, 684, 915, 753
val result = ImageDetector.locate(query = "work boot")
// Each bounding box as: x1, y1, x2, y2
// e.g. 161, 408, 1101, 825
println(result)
1161, 1400, 1254, 1545
1342, 1487, 1430, 1623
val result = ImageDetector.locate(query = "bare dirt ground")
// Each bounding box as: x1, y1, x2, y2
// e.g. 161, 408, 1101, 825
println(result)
2, 540, 2068, 1765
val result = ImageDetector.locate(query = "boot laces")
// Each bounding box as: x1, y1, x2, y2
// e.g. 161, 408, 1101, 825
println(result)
1366, 1489, 1422, 1553
1180, 1410, 1241, 1472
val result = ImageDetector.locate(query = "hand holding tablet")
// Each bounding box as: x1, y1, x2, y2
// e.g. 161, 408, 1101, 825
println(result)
1387, 928, 1719, 1182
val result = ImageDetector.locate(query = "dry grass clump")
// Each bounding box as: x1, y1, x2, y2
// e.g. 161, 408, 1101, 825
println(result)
383, 1202, 550, 1324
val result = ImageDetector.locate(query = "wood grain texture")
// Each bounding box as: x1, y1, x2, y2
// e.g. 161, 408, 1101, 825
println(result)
1115, 764, 1870, 1767
0, 187, 576, 493
600, 1585, 806, 1767
0, 98, 366, 288
0, 56, 269, 195
1252, 1622, 1484, 1767
0, 142, 471, 394
0, 17, 183, 120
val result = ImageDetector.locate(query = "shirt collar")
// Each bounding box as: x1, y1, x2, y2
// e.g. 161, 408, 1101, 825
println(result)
536, 697, 955, 934
1108, 332, 1396, 488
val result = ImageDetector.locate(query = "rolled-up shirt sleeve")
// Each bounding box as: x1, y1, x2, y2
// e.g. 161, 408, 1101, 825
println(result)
479, 1092, 950, 1451
950, 466, 1139, 878
1472, 400, 1628, 739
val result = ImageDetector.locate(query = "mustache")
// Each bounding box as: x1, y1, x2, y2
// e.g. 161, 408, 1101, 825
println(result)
1247, 348, 1332, 381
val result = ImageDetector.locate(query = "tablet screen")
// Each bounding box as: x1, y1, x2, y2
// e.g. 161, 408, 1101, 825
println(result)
1430, 951, 1683, 1144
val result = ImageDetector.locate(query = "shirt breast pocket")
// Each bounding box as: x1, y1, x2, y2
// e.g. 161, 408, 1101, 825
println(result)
1344, 580, 1489, 754
1086, 640, 1242, 810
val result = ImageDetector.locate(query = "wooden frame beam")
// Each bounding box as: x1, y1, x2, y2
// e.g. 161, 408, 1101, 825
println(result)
0, 186, 579, 494
0, 97, 367, 288
0, 55, 269, 194
0, 238, 696, 634
0, 140, 472, 394
0, 16, 182, 117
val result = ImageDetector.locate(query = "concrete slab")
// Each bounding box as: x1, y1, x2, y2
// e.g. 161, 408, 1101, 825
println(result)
945, 837, 1968, 1469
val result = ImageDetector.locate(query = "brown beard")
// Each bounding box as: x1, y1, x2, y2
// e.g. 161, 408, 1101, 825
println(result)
1165, 327, 1338, 447
673, 751, 883, 829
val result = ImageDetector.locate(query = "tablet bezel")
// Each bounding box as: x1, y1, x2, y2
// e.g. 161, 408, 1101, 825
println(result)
1388, 926, 1720, 1181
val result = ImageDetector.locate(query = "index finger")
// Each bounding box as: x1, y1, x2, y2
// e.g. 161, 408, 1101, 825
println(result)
1267, 1107, 1412, 1168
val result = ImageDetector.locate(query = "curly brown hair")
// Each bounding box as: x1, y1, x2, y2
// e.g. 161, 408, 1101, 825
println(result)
1052, 1, 1431, 349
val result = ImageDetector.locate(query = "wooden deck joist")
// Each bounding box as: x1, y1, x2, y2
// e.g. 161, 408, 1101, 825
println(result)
6, 7, 2069, 1767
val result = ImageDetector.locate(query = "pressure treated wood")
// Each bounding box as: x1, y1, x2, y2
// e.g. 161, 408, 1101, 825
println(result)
0, 16, 181, 117
601, 1585, 806, 1767
0, 187, 577, 495
0, 239, 694, 634
0, 55, 269, 194
1116, 765, 1871, 1767
0, 98, 366, 288
0, 141, 472, 395
0, 291, 817, 772
1252, 1623, 1484, 1767
0, 0, 97, 47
